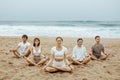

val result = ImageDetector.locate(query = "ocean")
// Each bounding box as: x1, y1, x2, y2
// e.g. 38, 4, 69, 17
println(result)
0, 21, 120, 38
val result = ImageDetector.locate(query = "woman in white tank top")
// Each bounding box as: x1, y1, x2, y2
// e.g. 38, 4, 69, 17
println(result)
24, 38, 48, 66
43, 37, 74, 72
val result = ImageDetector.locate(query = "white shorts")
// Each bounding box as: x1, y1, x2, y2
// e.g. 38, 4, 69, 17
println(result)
19, 51, 27, 56
52, 61, 65, 67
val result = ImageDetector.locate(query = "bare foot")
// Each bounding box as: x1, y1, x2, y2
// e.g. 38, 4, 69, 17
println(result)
106, 53, 110, 56
10, 50, 16, 52
9, 50, 14, 52
23, 56, 27, 59
97, 59, 101, 61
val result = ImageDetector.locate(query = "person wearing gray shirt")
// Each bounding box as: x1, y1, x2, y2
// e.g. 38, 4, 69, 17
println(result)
90, 36, 110, 60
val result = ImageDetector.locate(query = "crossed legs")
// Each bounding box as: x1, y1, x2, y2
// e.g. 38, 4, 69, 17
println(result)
24, 56, 49, 66
10, 50, 31, 58
91, 53, 110, 60
71, 56, 91, 65
44, 65, 74, 73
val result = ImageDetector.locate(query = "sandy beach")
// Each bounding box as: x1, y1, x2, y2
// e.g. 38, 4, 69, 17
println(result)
0, 36, 120, 80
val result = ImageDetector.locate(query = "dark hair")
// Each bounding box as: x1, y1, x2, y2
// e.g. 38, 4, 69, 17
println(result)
77, 38, 83, 42
56, 37, 63, 41
22, 34, 28, 39
95, 36, 100, 39
33, 38, 40, 47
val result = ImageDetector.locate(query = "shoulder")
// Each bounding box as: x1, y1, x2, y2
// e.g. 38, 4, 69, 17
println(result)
51, 46, 56, 50
82, 45, 86, 49
26, 42, 30, 45
91, 43, 95, 47
62, 46, 67, 50
100, 43, 104, 47
51, 46, 56, 54
18, 42, 23, 45
92, 43, 95, 46
73, 45, 77, 49
62, 46, 68, 54
100, 43, 103, 46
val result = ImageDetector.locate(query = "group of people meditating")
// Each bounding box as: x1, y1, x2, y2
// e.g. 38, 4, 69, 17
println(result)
10, 34, 110, 73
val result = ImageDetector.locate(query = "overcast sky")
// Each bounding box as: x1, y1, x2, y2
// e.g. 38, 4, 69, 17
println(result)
0, 0, 120, 21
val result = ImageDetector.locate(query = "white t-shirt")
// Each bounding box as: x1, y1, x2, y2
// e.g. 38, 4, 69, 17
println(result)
51, 46, 67, 57
18, 42, 30, 56
72, 45, 87, 61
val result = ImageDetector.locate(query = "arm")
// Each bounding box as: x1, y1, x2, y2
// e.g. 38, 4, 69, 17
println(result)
102, 45, 105, 54
43, 54, 54, 69
72, 48, 76, 58
41, 54, 46, 58
30, 47, 33, 56
27, 46, 33, 58
11, 46, 19, 51
40, 47, 46, 58
43, 48, 54, 68
84, 47, 88, 57
64, 53, 70, 65
23, 45, 31, 56
90, 46, 93, 55
10, 44, 20, 52
15, 46, 20, 51
64, 47, 70, 65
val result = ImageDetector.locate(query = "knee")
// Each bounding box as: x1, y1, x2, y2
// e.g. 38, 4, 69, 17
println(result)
87, 56, 92, 60
13, 50, 16, 53
67, 66, 73, 72
44, 67, 52, 72
66, 68, 71, 72
46, 56, 50, 60
69, 68, 73, 72
44, 67, 49, 72
71, 57, 75, 61
70, 66, 74, 70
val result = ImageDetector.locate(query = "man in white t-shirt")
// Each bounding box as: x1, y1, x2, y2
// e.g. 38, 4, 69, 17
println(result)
10, 34, 31, 58
71, 38, 91, 65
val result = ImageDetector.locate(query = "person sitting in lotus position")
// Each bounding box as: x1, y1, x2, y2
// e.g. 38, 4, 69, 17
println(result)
90, 36, 110, 60
44, 37, 74, 73
71, 38, 91, 65
10, 34, 31, 58
24, 38, 48, 66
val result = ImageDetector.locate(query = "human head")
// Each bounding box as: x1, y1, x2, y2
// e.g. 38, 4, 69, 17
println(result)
56, 37, 63, 46
95, 35, 100, 44
22, 34, 28, 42
77, 38, 83, 47
33, 38, 40, 47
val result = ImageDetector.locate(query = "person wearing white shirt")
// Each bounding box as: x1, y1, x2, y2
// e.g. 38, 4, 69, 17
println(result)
71, 38, 91, 65
44, 37, 74, 73
10, 34, 31, 58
